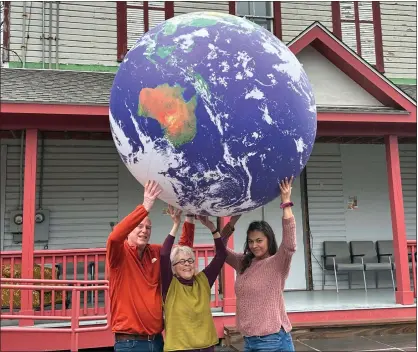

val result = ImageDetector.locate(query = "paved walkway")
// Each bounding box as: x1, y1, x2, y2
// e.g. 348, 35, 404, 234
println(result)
214, 333, 417, 352
294, 334, 417, 351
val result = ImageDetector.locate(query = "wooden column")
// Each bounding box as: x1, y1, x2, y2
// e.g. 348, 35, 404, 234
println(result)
385, 135, 414, 305
220, 216, 236, 313
20, 129, 38, 325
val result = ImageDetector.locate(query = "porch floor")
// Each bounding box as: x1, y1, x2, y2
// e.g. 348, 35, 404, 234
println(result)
284, 288, 416, 312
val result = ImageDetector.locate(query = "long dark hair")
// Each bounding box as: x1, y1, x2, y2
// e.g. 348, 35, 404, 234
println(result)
240, 221, 278, 274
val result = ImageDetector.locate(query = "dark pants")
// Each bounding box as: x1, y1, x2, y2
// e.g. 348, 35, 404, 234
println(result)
243, 328, 295, 352
114, 334, 163, 352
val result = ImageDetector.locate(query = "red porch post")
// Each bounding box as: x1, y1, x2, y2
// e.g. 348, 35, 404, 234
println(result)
20, 129, 38, 325
384, 135, 414, 305
220, 217, 236, 313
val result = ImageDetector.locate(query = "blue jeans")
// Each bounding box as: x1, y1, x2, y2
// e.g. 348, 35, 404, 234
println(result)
114, 334, 163, 352
243, 329, 295, 352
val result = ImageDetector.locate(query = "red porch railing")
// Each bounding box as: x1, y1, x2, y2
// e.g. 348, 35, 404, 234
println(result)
407, 240, 417, 298
0, 278, 110, 352
0, 244, 223, 318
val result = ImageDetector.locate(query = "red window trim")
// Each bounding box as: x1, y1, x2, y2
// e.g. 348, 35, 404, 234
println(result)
116, 1, 174, 62
331, 1, 384, 73
273, 2, 282, 41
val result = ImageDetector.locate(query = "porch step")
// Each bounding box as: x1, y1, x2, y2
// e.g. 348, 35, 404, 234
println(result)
224, 316, 417, 350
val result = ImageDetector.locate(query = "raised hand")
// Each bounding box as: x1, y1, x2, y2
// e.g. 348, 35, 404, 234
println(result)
143, 180, 163, 212
229, 214, 242, 228
167, 204, 182, 226
197, 215, 217, 233
280, 176, 294, 204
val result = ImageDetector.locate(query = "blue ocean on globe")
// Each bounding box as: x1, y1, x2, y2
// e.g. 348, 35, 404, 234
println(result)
109, 12, 317, 216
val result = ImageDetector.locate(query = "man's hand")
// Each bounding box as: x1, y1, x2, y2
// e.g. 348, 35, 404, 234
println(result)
143, 180, 163, 212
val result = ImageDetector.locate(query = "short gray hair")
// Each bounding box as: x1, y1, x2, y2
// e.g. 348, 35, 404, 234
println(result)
170, 245, 195, 273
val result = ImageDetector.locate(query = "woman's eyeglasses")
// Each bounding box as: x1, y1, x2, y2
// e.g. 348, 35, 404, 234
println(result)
173, 258, 195, 266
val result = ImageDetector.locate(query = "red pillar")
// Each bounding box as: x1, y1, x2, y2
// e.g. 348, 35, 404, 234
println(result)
220, 216, 236, 313
20, 129, 38, 325
385, 135, 414, 305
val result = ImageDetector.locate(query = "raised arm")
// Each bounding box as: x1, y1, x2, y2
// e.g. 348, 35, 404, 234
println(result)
274, 177, 297, 285
106, 180, 162, 268
160, 206, 183, 301
198, 216, 228, 287
220, 215, 244, 271
178, 213, 195, 247
106, 205, 149, 268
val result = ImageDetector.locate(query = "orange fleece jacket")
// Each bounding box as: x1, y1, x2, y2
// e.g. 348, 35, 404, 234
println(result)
106, 205, 194, 336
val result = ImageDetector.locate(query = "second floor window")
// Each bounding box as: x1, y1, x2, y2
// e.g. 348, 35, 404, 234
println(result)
236, 1, 274, 32
332, 1, 384, 72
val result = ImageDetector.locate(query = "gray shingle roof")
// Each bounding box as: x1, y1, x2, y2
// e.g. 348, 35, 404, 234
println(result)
1, 68, 416, 110
398, 84, 417, 101
1, 68, 114, 105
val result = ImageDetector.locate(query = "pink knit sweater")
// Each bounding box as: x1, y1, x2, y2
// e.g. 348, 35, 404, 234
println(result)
221, 217, 297, 337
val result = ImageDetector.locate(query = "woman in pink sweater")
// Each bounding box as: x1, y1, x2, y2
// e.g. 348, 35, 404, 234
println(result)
221, 177, 296, 352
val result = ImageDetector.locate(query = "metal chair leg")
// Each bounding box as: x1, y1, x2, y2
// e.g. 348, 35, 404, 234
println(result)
322, 268, 325, 290
362, 269, 368, 292
333, 258, 339, 293
390, 269, 396, 291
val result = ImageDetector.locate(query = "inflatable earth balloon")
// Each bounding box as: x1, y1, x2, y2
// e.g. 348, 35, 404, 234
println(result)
110, 12, 317, 217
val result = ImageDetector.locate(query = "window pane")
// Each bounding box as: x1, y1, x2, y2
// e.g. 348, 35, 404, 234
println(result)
252, 18, 272, 32
358, 2, 373, 21
254, 1, 272, 17
340, 2, 355, 21
237, 1, 251, 15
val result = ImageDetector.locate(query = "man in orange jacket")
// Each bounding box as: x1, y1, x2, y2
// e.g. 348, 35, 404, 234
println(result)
107, 180, 195, 352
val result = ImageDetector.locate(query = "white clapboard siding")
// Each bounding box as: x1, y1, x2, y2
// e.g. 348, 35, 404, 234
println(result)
340, 2, 376, 65
399, 144, 417, 240
281, 2, 332, 43
2, 139, 119, 250
305, 143, 347, 290
381, 2, 417, 79
9, 1, 117, 66
174, 1, 229, 16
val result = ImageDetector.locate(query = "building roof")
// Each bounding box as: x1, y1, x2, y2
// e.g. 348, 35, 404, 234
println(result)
0, 67, 113, 105
0, 67, 416, 109
288, 22, 417, 112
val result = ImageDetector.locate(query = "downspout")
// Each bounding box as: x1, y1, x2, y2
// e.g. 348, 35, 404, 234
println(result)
41, 1, 45, 68
21, 2, 27, 68
48, 1, 52, 69
55, 2, 59, 69
18, 131, 25, 210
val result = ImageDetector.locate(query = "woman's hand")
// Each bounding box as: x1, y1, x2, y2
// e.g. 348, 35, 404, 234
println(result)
197, 215, 217, 233
167, 205, 182, 226
280, 176, 293, 204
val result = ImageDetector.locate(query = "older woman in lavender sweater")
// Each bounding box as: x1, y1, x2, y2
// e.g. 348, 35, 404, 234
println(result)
221, 177, 297, 352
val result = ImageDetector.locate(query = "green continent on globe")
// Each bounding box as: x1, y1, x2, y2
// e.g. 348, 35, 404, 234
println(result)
138, 84, 197, 147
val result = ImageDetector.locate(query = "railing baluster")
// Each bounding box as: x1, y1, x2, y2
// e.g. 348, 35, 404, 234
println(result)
94, 254, 99, 315
10, 257, 14, 313
84, 254, 88, 316
40, 257, 45, 315
51, 255, 56, 315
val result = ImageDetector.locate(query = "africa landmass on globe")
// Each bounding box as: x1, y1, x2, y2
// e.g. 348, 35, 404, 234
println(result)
138, 84, 197, 147
109, 11, 317, 217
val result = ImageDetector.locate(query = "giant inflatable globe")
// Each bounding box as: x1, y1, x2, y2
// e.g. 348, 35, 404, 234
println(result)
109, 12, 317, 216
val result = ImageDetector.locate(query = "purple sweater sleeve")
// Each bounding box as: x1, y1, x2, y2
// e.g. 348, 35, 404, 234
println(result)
160, 234, 175, 301
202, 237, 228, 288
